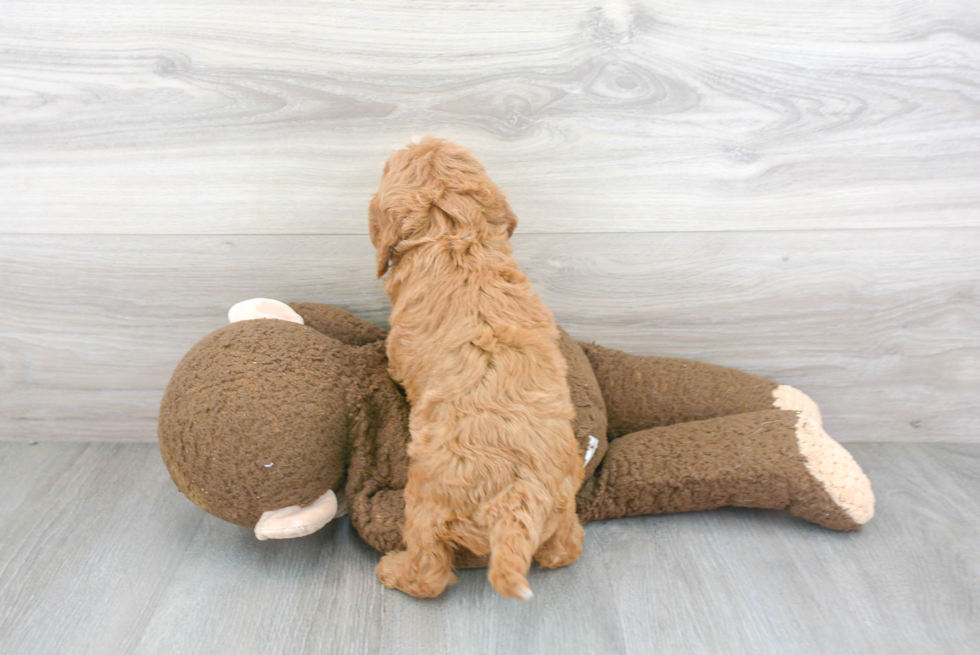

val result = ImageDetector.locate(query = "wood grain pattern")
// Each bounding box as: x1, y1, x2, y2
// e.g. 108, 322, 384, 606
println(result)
0, 442, 977, 654
1, 229, 977, 443
0, 443, 204, 654
1, 1, 978, 233
1, 1, 978, 443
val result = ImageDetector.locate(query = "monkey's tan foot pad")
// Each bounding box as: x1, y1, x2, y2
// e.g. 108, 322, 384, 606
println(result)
790, 415, 875, 530
772, 384, 823, 427
229, 298, 305, 324
254, 489, 338, 540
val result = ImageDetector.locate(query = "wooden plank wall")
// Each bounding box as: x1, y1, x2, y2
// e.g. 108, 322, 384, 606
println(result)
1, 0, 978, 443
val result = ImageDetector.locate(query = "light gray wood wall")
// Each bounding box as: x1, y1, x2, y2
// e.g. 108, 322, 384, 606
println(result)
1, 0, 978, 443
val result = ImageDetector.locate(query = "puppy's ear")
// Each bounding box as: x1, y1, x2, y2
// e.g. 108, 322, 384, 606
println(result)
493, 189, 517, 239
433, 192, 482, 233
437, 187, 518, 239
369, 196, 400, 278
497, 192, 518, 239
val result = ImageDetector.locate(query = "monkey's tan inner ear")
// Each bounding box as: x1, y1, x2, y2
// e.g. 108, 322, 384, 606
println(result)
254, 489, 339, 540
228, 298, 305, 324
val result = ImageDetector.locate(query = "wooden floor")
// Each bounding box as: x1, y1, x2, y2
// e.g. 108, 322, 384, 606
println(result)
0, 442, 976, 654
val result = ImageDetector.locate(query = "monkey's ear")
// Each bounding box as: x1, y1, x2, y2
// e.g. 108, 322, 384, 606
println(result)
369, 197, 400, 278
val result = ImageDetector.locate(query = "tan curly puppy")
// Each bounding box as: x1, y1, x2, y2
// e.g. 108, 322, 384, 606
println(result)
369, 137, 585, 600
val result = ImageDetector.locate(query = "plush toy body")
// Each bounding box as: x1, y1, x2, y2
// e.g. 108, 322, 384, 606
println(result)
159, 300, 874, 567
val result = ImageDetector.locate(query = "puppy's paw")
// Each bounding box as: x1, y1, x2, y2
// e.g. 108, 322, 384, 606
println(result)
534, 535, 582, 569
535, 512, 585, 568
377, 551, 457, 599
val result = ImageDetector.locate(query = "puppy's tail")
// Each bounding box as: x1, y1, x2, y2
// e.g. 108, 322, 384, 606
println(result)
486, 483, 549, 600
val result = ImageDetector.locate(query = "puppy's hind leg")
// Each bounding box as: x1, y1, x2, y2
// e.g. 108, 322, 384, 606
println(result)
377, 500, 458, 599
486, 484, 549, 600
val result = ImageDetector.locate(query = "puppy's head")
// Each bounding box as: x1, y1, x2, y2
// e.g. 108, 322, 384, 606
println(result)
369, 136, 517, 277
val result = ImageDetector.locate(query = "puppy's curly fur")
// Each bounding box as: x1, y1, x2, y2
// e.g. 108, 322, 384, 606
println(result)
369, 137, 584, 600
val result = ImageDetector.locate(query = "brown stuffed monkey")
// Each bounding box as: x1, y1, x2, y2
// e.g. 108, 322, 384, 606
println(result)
159, 299, 874, 568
